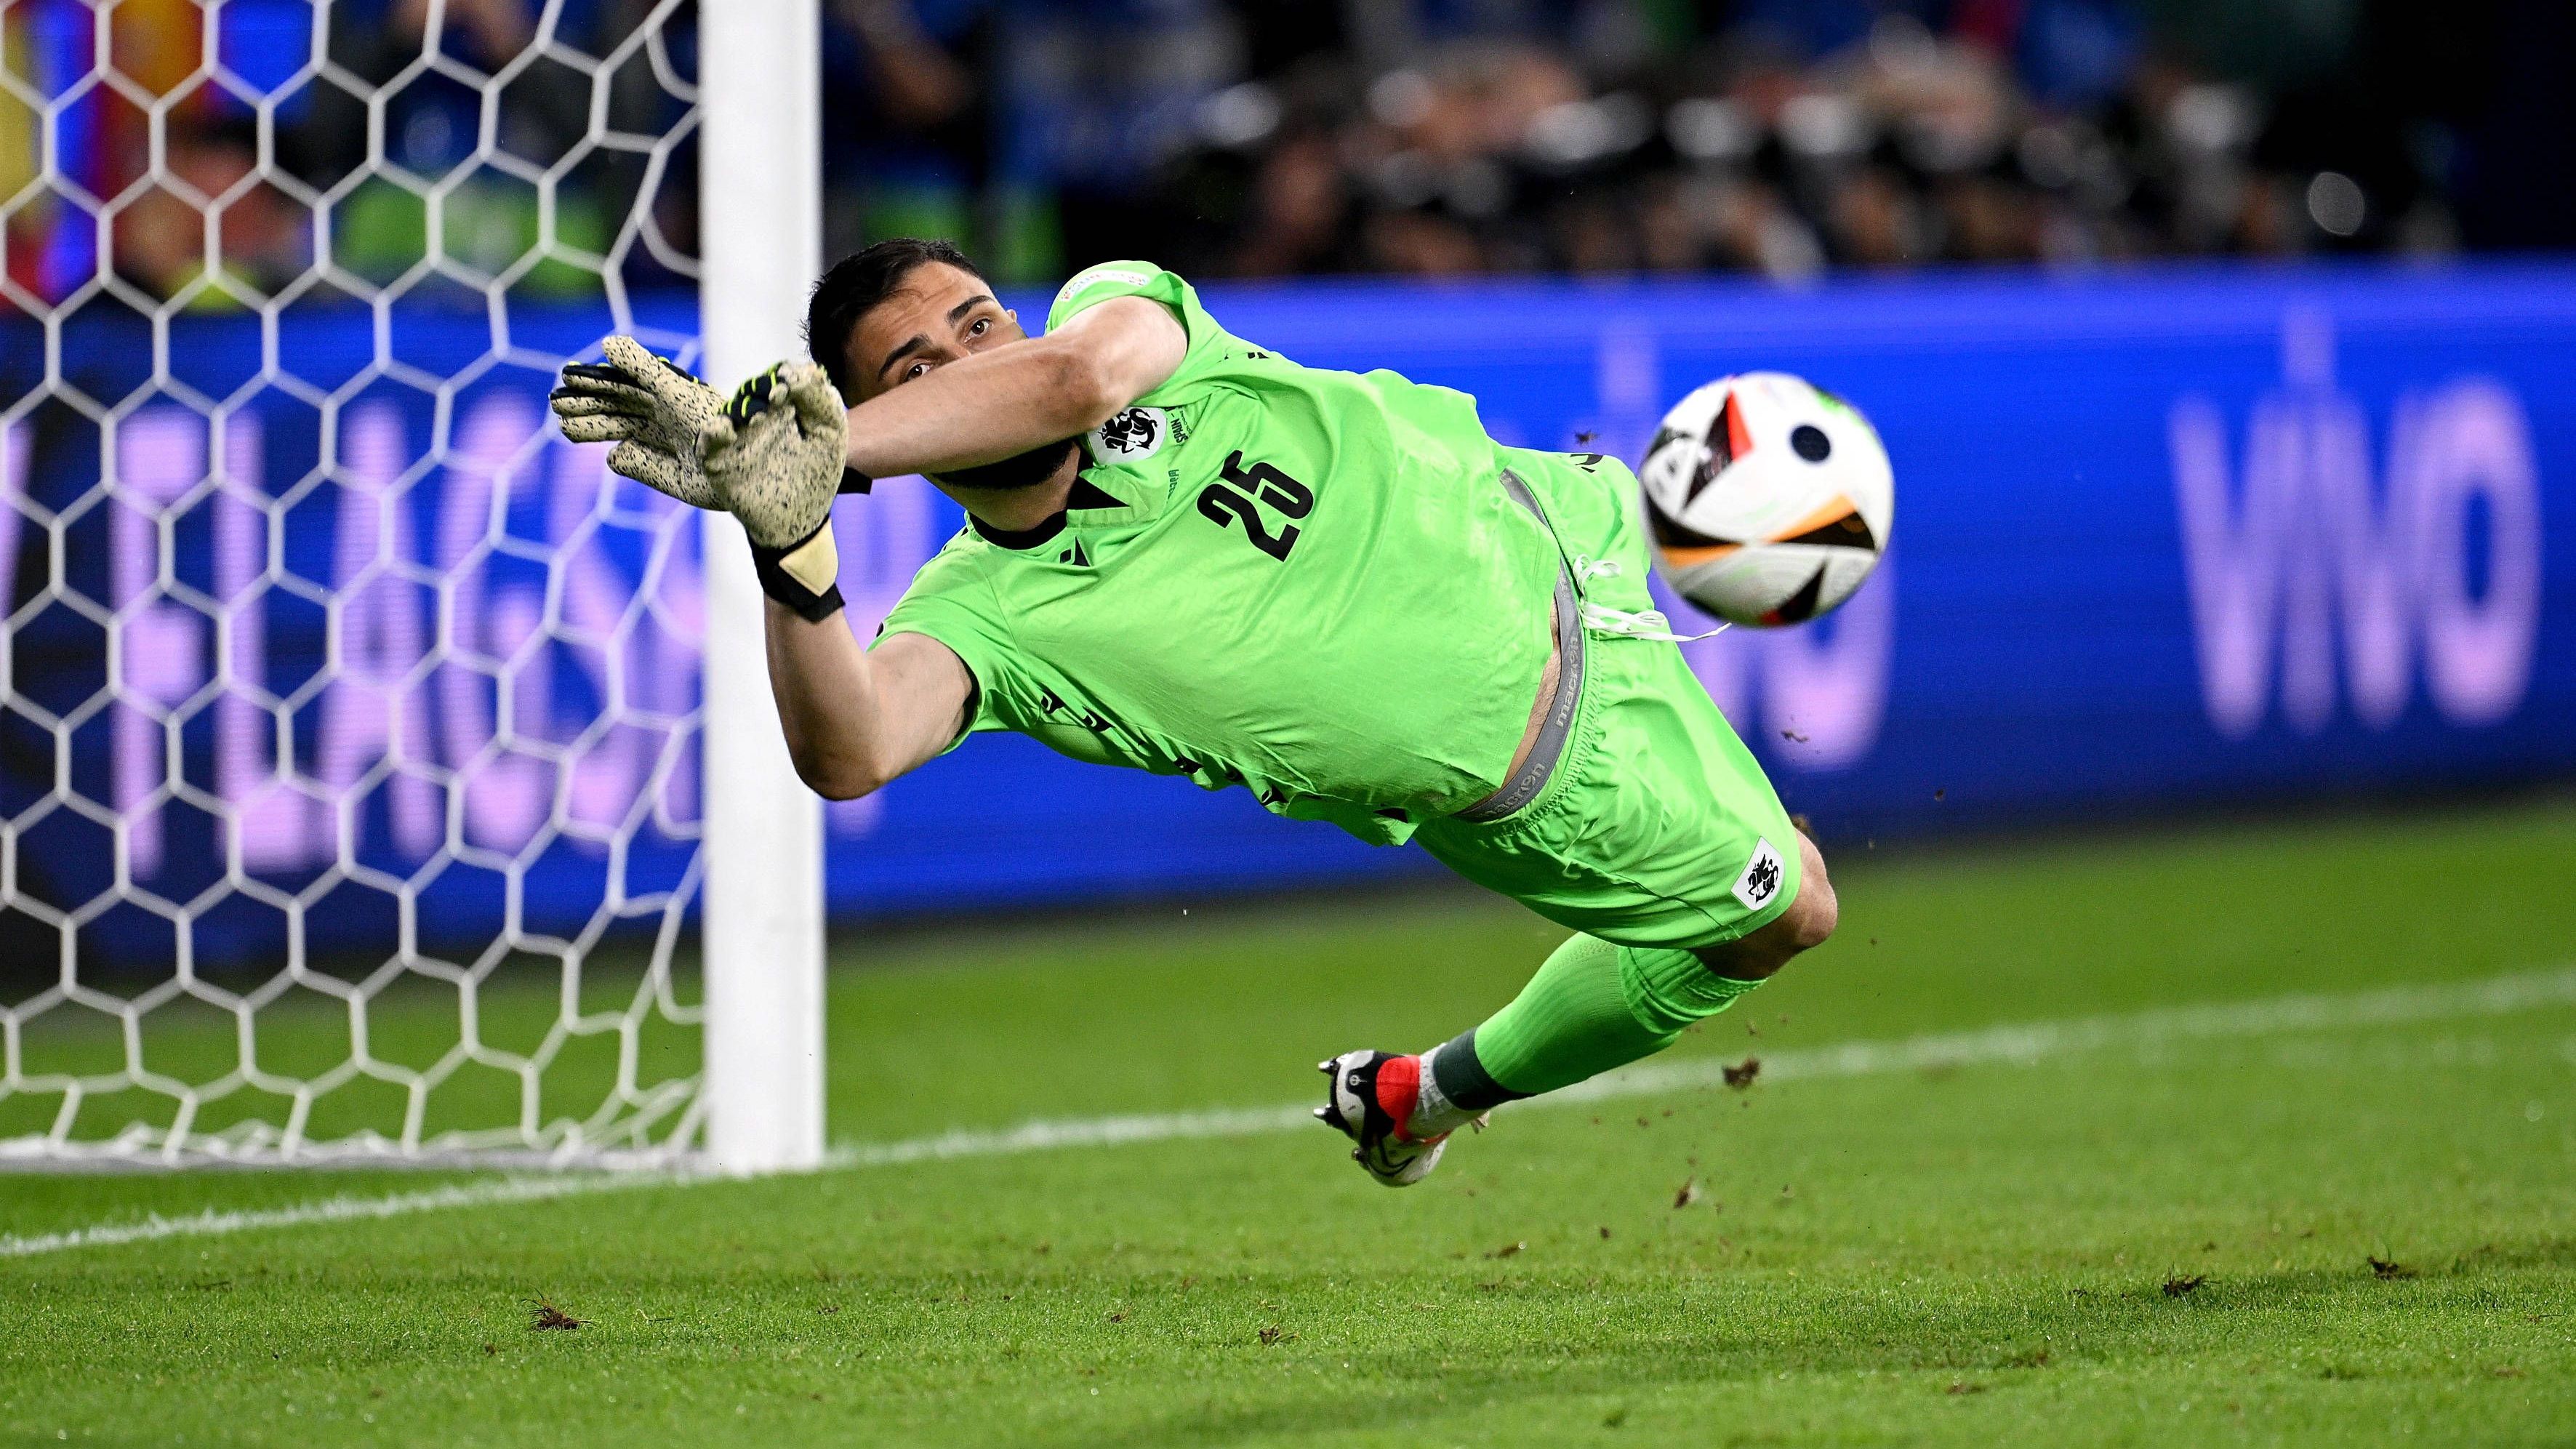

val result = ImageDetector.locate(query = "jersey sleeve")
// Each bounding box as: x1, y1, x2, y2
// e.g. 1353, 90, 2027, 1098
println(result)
870, 550, 1019, 749
1043, 260, 1234, 401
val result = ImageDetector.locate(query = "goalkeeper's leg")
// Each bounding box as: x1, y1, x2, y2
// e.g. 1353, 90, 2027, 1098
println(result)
1316, 833, 1834, 1186
1321, 611, 1837, 1185
1479, 828, 1833, 1083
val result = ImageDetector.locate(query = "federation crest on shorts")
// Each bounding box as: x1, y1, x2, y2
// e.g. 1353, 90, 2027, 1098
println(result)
1733, 838, 1785, 912
1091, 405, 1167, 462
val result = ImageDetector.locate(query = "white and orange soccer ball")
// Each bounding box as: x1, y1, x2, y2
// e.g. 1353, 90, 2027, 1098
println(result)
1636, 372, 1893, 627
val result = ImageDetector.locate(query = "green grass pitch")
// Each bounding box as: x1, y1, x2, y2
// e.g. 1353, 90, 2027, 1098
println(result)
4, 797, 2574, 1445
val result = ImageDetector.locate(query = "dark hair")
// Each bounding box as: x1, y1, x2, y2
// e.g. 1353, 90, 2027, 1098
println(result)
803, 238, 990, 398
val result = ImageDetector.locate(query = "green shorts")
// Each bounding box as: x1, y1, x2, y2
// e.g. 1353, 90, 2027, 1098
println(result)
1412, 450, 1801, 950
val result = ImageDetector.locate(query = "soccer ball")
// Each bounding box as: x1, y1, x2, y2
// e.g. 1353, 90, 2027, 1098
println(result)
1637, 372, 1893, 627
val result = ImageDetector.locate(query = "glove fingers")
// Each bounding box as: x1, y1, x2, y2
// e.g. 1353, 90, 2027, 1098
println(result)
605, 439, 674, 489
606, 441, 723, 508
782, 363, 848, 441
550, 384, 641, 412
704, 380, 842, 549
558, 361, 637, 388
722, 364, 787, 429
600, 334, 672, 380
551, 379, 653, 411
556, 412, 641, 446
607, 334, 714, 415
554, 358, 660, 419
550, 393, 645, 421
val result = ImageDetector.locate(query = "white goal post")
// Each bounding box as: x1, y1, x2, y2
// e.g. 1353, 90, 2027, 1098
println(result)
696, 0, 826, 1176
0, 0, 826, 1169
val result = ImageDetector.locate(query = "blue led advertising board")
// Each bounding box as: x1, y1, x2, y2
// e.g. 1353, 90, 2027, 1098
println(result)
4, 260, 2568, 961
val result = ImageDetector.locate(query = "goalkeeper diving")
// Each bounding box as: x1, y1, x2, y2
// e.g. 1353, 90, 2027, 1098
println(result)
550, 241, 1838, 1186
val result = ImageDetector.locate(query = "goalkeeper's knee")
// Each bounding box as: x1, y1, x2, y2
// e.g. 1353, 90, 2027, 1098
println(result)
1620, 942, 1766, 1037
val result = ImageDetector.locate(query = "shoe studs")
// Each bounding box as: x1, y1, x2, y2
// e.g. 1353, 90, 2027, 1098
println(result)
1311, 1106, 1328, 1120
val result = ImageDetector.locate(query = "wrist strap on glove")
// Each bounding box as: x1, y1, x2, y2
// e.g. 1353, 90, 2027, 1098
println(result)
750, 518, 846, 622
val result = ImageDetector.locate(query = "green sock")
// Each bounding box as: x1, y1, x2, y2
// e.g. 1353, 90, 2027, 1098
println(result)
1465, 934, 1765, 1098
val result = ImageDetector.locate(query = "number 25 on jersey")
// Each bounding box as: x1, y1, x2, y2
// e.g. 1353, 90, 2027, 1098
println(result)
1197, 451, 1313, 561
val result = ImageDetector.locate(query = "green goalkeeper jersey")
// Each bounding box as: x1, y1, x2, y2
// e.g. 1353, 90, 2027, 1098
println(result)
873, 261, 1562, 846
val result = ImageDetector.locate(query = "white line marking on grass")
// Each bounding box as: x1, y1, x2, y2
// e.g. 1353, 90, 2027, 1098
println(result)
828, 1103, 1316, 1169
0, 1173, 689, 1259
1557, 963, 2576, 1102
8, 966, 2571, 1260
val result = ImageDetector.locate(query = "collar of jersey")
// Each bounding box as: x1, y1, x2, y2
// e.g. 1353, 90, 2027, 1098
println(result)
968, 475, 1148, 550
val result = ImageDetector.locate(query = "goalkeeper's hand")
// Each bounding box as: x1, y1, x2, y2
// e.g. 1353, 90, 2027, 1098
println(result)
702, 361, 862, 620
547, 336, 727, 507
551, 340, 868, 620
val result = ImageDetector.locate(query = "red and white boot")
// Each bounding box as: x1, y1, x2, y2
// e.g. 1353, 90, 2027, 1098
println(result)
1313, 1050, 1475, 1187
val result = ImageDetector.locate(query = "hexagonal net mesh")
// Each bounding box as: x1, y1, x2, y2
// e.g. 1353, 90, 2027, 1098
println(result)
0, 0, 715, 1165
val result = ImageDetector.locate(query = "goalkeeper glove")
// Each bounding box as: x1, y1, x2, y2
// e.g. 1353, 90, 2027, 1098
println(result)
550, 340, 870, 621
548, 335, 727, 507
704, 361, 864, 621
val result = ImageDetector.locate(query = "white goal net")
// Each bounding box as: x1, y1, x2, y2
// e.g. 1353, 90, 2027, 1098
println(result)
0, 0, 796, 1167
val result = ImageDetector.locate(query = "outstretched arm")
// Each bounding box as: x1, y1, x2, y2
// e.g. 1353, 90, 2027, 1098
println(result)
553, 356, 982, 800
766, 606, 972, 800
841, 296, 1187, 478
763, 297, 1181, 797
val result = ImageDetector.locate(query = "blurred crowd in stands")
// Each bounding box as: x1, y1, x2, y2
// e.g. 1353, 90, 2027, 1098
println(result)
893, 0, 2576, 281
3, 0, 2572, 308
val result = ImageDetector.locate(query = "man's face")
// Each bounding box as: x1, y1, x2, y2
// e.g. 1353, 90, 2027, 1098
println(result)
842, 262, 1024, 402
843, 259, 1078, 494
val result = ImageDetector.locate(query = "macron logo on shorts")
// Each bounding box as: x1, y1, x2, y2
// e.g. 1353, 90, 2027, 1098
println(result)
1733, 838, 1785, 912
